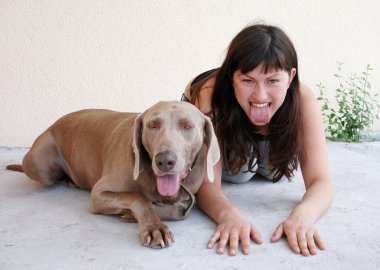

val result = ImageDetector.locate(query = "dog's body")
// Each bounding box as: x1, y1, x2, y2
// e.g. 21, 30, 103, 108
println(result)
7, 101, 220, 248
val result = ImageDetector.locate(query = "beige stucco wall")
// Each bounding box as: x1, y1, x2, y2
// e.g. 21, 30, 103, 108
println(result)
1, 0, 380, 147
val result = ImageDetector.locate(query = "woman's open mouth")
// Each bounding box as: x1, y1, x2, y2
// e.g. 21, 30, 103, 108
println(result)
249, 102, 271, 124
250, 102, 269, 108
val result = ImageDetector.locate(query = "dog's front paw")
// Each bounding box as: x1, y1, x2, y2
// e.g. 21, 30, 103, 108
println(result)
139, 223, 175, 248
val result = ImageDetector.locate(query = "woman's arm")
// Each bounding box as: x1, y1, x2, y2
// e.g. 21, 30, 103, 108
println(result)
271, 83, 335, 256
186, 76, 262, 256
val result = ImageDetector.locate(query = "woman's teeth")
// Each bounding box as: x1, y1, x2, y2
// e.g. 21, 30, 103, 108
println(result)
250, 102, 269, 108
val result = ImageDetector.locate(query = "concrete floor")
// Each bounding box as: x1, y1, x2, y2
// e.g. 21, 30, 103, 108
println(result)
1, 141, 380, 270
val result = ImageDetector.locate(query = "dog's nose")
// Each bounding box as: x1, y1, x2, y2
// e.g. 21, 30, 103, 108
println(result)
155, 151, 177, 171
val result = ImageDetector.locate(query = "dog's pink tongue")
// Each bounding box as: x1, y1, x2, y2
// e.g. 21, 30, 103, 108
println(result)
157, 174, 180, 197
250, 106, 270, 124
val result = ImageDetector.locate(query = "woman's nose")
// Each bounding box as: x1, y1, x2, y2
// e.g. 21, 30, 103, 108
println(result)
252, 84, 268, 100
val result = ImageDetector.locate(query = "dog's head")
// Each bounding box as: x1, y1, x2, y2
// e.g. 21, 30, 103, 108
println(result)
132, 101, 220, 197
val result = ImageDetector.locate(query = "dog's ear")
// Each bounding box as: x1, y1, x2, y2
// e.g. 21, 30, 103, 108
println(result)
132, 113, 144, 180
203, 116, 220, 182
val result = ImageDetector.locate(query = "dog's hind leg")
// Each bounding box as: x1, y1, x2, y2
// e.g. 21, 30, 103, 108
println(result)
22, 131, 67, 186
120, 209, 136, 222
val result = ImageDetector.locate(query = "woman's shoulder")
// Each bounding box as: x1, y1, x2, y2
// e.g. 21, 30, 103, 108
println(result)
298, 81, 324, 128
299, 81, 318, 105
184, 69, 217, 115
191, 68, 218, 87
185, 69, 217, 95
202, 75, 216, 89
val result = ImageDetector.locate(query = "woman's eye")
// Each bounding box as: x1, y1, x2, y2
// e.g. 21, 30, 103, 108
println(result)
243, 79, 253, 84
269, 79, 280, 84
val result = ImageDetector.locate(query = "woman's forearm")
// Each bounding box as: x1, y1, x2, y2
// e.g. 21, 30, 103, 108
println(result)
291, 179, 335, 223
196, 182, 240, 223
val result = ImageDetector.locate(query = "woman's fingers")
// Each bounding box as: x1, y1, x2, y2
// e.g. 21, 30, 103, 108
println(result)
279, 222, 325, 256
207, 230, 220, 249
306, 231, 317, 255
314, 231, 326, 250
227, 230, 240, 256
297, 229, 326, 256
271, 223, 284, 243
209, 221, 325, 256
297, 231, 310, 256
216, 230, 230, 254
239, 226, 254, 255
250, 225, 263, 244
208, 223, 262, 256
286, 230, 301, 254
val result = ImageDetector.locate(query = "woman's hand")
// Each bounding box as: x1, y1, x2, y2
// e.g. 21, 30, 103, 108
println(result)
207, 213, 263, 256
271, 212, 325, 256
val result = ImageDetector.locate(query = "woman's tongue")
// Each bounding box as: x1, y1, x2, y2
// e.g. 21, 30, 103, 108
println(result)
249, 104, 270, 124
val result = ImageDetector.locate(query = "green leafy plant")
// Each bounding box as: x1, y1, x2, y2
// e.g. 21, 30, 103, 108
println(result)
317, 62, 380, 142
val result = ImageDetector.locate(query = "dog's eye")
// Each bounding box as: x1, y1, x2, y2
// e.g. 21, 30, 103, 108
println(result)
184, 124, 193, 129
180, 121, 194, 130
146, 120, 160, 129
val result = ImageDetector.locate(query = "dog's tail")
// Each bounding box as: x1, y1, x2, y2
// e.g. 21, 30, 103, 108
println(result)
6, 164, 24, 172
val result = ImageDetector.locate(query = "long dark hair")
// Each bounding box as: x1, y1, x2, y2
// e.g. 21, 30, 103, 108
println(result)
191, 24, 303, 182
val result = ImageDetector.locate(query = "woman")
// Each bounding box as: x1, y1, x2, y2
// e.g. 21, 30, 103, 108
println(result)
182, 24, 334, 256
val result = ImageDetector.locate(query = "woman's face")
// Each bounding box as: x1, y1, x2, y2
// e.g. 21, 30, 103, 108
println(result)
233, 62, 296, 127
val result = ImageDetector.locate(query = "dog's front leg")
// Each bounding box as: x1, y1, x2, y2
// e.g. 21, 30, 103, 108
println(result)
90, 188, 174, 248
